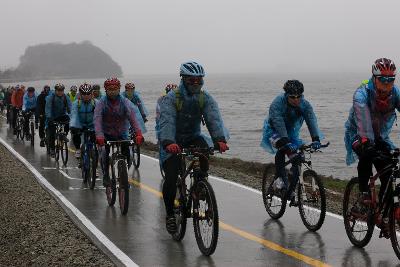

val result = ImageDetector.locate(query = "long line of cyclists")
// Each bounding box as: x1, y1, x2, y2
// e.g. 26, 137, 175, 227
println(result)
2, 58, 400, 259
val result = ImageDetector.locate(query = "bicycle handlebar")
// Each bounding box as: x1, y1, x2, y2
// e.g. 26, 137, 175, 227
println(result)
106, 140, 135, 145
181, 147, 215, 156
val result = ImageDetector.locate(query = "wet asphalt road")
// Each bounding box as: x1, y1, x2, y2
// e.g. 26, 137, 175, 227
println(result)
0, 118, 399, 267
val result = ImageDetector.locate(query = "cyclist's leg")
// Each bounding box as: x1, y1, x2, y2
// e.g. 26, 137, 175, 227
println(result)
357, 155, 373, 194
70, 127, 82, 150
12, 107, 17, 131
47, 122, 56, 152
23, 111, 30, 135
39, 115, 46, 145
101, 142, 111, 186
121, 142, 130, 166
374, 158, 390, 204
162, 155, 180, 216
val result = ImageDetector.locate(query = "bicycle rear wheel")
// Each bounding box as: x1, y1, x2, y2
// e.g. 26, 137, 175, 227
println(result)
30, 121, 34, 146
262, 168, 287, 219
132, 144, 140, 169
61, 139, 68, 166
298, 170, 326, 231
193, 179, 219, 256
117, 160, 129, 215
172, 179, 187, 241
343, 177, 374, 247
390, 204, 400, 260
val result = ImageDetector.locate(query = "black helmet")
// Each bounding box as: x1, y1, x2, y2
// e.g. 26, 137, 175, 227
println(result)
27, 87, 35, 92
92, 84, 101, 91
283, 80, 304, 95
54, 83, 65, 91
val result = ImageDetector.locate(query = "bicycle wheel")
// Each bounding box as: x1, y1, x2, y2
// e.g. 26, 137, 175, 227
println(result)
81, 147, 89, 183
390, 204, 400, 260
19, 118, 25, 140
298, 170, 326, 231
193, 179, 219, 256
262, 168, 287, 219
89, 148, 97, 189
61, 139, 68, 166
107, 162, 117, 206
172, 179, 187, 241
343, 177, 374, 247
55, 137, 60, 162
117, 160, 129, 215
132, 144, 140, 169
30, 121, 34, 146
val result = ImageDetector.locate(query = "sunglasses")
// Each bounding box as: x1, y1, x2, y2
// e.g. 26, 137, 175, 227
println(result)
376, 76, 395, 83
288, 94, 302, 99
185, 76, 203, 84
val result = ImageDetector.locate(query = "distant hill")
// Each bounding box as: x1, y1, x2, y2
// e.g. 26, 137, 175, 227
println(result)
0, 41, 122, 81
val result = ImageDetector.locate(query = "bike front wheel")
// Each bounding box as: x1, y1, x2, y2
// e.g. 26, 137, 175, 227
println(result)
30, 121, 35, 146
117, 160, 129, 215
55, 138, 60, 162
193, 179, 219, 256
297, 170, 326, 231
89, 149, 98, 189
390, 204, 400, 260
343, 177, 374, 247
61, 139, 68, 166
19, 119, 25, 140
262, 168, 287, 219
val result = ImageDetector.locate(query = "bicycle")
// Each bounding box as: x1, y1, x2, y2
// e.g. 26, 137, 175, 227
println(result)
80, 128, 98, 189
171, 146, 219, 256
54, 121, 69, 166
129, 127, 141, 169
104, 140, 133, 215
343, 148, 400, 259
15, 109, 25, 141
25, 111, 35, 146
262, 142, 329, 231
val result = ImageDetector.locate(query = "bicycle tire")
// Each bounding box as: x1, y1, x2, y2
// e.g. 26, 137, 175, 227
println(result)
107, 163, 117, 206
172, 179, 187, 241
117, 160, 129, 215
193, 179, 219, 256
298, 170, 326, 231
19, 118, 25, 140
132, 144, 140, 169
262, 167, 287, 219
390, 204, 400, 260
55, 137, 60, 162
343, 177, 374, 247
30, 121, 34, 146
89, 148, 97, 189
81, 147, 89, 183
61, 139, 68, 166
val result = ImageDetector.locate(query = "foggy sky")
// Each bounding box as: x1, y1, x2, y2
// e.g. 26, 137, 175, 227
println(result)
2, 0, 400, 75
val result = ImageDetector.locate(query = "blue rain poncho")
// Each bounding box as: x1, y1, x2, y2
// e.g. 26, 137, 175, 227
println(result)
344, 79, 400, 165
260, 93, 322, 154
70, 99, 97, 130
22, 92, 37, 111
122, 91, 148, 120
157, 82, 229, 165
45, 92, 72, 126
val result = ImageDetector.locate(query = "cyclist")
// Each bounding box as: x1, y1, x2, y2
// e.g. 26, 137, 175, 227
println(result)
67, 85, 78, 103
45, 83, 71, 157
344, 58, 399, 210
155, 84, 178, 137
158, 61, 229, 234
11, 85, 25, 135
70, 83, 96, 160
92, 84, 103, 100
94, 77, 145, 188
0, 88, 5, 112
123, 82, 148, 123
4, 86, 14, 124
36, 85, 51, 147
22, 87, 38, 140
260, 80, 322, 205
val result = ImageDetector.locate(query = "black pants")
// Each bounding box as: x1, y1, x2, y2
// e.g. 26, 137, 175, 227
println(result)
11, 107, 21, 130
162, 136, 209, 216
38, 115, 46, 139
357, 153, 390, 201
70, 127, 96, 150
23, 108, 36, 135
47, 115, 70, 150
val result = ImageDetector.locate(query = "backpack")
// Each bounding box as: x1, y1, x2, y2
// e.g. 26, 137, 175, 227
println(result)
174, 88, 206, 125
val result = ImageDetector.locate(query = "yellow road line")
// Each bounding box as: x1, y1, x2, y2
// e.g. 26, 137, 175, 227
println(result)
127, 178, 331, 267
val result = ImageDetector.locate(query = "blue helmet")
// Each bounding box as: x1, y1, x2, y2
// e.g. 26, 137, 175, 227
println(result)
180, 61, 205, 77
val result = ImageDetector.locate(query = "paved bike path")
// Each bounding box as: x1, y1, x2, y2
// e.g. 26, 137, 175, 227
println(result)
0, 120, 398, 266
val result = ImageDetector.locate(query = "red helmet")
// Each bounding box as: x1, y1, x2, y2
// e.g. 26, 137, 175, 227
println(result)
104, 77, 121, 89
372, 58, 397, 76
125, 82, 135, 90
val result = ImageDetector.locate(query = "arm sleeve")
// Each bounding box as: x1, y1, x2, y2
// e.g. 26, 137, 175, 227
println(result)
124, 98, 143, 135
353, 88, 374, 140
268, 96, 288, 138
69, 102, 81, 129
159, 93, 177, 147
94, 100, 104, 138
202, 92, 227, 143
302, 100, 321, 140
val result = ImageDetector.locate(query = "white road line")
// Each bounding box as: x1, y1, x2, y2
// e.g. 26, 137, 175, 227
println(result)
141, 154, 344, 221
58, 170, 83, 180
69, 186, 105, 190
0, 136, 138, 267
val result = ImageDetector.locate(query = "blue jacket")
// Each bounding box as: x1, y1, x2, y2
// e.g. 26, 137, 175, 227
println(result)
261, 93, 322, 154
344, 79, 400, 165
22, 92, 37, 111
122, 91, 148, 120
70, 99, 96, 130
45, 92, 71, 122
158, 82, 228, 164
